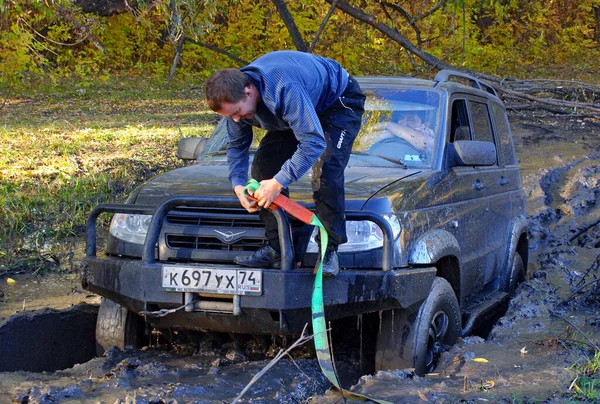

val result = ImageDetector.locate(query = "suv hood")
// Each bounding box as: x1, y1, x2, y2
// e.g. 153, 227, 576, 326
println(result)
133, 161, 421, 206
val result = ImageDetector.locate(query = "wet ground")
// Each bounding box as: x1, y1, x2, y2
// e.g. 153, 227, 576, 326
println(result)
0, 111, 599, 403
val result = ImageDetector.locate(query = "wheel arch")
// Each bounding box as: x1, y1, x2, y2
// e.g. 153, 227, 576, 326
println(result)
408, 229, 461, 265
502, 215, 530, 287
409, 229, 462, 301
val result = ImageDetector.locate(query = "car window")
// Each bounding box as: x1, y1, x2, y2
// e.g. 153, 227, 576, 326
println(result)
450, 99, 471, 141
469, 101, 494, 144
491, 102, 516, 166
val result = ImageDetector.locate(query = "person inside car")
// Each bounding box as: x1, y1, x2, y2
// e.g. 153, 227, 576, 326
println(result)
372, 112, 434, 151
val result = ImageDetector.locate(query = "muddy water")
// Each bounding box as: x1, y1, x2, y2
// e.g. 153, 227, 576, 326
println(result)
0, 272, 99, 321
0, 113, 599, 403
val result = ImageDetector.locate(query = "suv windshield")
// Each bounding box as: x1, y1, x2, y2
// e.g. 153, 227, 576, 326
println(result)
203, 87, 441, 169
354, 87, 441, 168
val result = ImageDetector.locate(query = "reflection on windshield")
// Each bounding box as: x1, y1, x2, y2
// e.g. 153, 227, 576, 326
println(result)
355, 88, 440, 168
203, 87, 441, 168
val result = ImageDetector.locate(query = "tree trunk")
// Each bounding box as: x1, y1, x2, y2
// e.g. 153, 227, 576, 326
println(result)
169, 35, 185, 80
270, 0, 308, 52
594, 6, 600, 43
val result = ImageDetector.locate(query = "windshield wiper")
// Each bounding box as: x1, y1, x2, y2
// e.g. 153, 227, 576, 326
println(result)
351, 151, 407, 168
204, 148, 258, 157
203, 151, 227, 156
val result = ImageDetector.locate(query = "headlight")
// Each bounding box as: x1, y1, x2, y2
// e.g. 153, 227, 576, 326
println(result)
306, 213, 401, 252
109, 213, 153, 245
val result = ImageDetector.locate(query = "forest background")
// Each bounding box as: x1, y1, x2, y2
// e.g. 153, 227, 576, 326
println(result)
1, 0, 600, 271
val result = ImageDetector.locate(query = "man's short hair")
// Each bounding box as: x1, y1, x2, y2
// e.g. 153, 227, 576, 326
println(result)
204, 69, 251, 111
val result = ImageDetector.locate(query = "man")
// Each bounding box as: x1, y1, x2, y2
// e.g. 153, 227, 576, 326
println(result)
204, 50, 365, 276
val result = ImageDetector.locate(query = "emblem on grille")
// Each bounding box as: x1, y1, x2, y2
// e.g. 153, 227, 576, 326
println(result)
214, 229, 247, 242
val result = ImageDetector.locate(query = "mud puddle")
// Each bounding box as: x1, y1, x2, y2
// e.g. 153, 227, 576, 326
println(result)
0, 113, 599, 403
0, 272, 99, 321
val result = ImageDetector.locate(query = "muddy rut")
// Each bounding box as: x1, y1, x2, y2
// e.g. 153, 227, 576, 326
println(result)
0, 112, 599, 403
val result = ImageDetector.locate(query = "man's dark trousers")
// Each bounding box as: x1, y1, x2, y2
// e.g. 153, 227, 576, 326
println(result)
250, 77, 366, 253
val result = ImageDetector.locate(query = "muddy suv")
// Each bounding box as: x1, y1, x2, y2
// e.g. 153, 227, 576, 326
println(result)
83, 70, 528, 375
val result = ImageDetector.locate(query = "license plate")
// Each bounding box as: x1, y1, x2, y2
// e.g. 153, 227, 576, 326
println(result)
162, 265, 262, 296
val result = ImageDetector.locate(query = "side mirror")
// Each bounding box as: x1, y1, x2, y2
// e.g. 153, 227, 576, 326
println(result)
450, 140, 496, 166
177, 138, 208, 160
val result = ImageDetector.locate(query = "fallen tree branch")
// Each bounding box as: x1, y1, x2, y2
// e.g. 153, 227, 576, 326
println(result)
496, 86, 600, 114
327, 0, 600, 115
502, 78, 600, 92
569, 219, 600, 243
231, 323, 315, 404
57, 6, 107, 54
563, 278, 600, 304
308, 0, 339, 53
505, 103, 573, 115
549, 310, 600, 351
183, 38, 249, 66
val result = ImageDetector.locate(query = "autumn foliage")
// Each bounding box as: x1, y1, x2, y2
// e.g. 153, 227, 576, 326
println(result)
1, 0, 599, 88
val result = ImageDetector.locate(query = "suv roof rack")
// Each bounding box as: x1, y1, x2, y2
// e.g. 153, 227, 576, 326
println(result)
434, 69, 497, 97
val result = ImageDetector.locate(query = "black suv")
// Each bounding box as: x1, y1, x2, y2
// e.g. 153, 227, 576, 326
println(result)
84, 70, 528, 375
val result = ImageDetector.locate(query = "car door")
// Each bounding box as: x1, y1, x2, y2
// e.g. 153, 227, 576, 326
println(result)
443, 96, 492, 300
466, 97, 511, 286
489, 101, 527, 276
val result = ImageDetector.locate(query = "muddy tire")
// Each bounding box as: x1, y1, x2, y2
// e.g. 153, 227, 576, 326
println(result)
95, 298, 146, 356
375, 277, 462, 375
502, 253, 526, 295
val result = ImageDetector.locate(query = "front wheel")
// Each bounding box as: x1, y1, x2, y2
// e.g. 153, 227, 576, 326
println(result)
375, 277, 462, 375
95, 298, 147, 356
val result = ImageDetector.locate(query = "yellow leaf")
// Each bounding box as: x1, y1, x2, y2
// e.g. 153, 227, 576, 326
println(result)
483, 380, 495, 388
6, 278, 16, 285
472, 357, 489, 363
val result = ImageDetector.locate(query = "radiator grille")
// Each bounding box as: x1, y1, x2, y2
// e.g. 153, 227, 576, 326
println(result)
166, 235, 264, 251
166, 207, 262, 228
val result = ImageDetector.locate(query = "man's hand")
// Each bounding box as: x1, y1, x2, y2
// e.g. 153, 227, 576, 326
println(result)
252, 178, 283, 209
233, 185, 259, 213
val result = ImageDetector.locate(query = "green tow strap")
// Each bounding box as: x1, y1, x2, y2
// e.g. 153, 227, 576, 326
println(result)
244, 180, 392, 404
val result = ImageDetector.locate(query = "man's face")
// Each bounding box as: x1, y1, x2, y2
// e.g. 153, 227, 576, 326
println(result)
216, 86, 257, 122
399, 113, 423, 128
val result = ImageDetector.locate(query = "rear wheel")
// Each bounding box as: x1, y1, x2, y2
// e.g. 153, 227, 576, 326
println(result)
502, 253, 526, 295
95, 298, 147, 355
375, 277, 462, 375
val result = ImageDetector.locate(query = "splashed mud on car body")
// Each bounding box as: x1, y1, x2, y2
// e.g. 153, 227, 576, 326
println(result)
83, 70, 529, 375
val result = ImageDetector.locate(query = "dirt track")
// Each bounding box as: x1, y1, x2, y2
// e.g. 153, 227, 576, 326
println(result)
0, 111, 599, 403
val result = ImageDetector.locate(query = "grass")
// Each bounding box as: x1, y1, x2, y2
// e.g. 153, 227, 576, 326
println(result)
567, 350, 600, 402
0, 76, 219, 274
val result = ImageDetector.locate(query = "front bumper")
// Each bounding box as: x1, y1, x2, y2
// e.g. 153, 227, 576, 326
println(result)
83, 256, 436, 334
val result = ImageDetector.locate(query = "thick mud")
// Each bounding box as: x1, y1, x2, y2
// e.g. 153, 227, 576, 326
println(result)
0, 112, 599, 403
